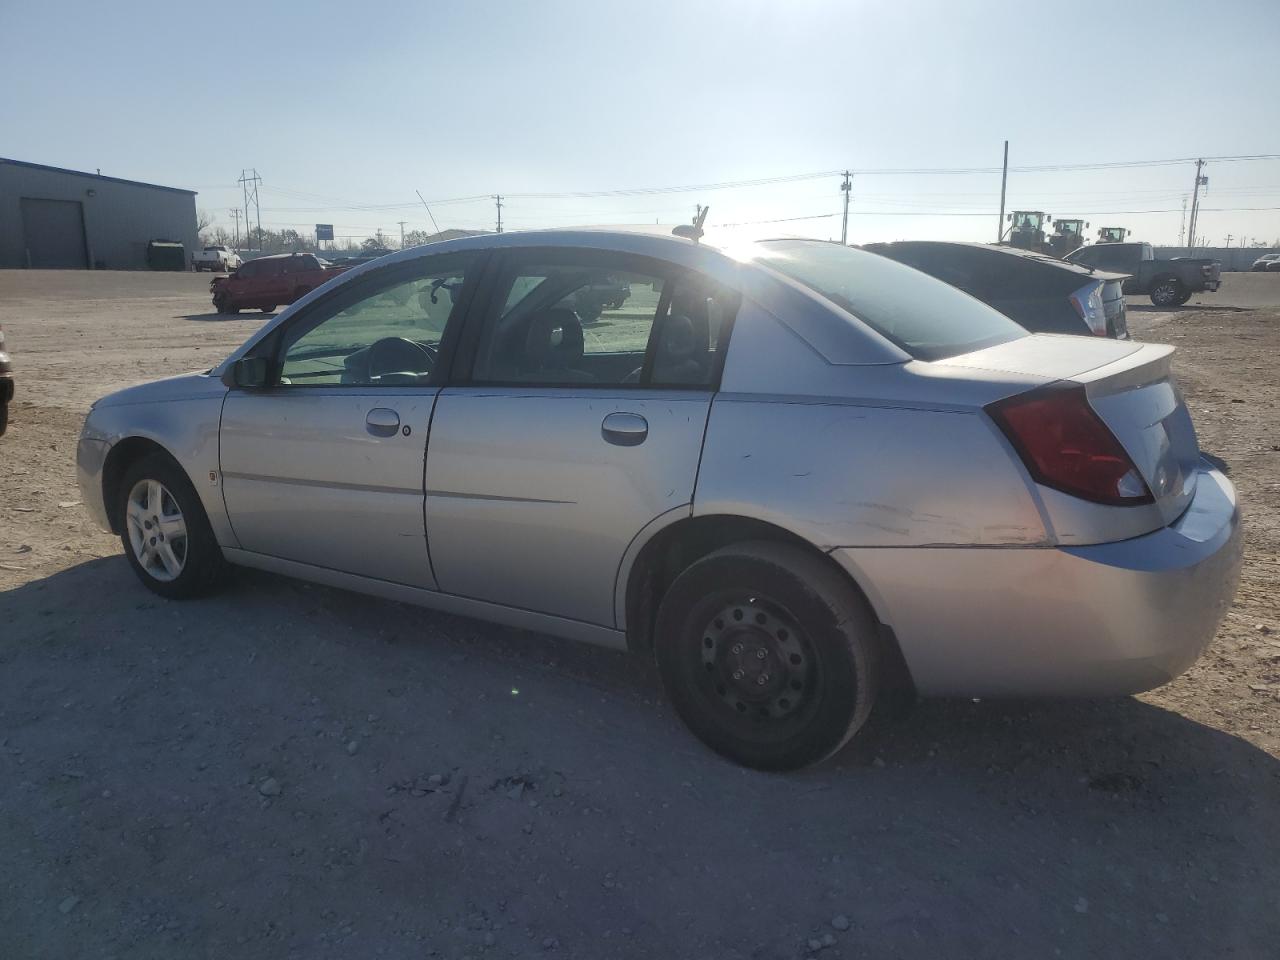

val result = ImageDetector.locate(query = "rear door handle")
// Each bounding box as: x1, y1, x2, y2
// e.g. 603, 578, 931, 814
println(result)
365, 407, 401, 437
601, 412, 648, 446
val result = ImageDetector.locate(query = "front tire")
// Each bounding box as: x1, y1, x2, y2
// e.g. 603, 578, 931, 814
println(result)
213, 294, 237, 315
655, 542, 879, 771
1149, 278, 1186, 307
118, 453, 226, 599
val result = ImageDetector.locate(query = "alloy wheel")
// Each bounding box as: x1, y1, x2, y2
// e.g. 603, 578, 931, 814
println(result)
125, 478, 188, 582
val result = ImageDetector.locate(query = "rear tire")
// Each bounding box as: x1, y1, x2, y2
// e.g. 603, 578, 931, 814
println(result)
654, 541, 879, 771
117, 452, 227, 599
1149, 278, 1186, 307
0, 400, 8, 437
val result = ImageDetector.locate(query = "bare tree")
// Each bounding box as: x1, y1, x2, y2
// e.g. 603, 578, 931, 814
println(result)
195, 208, 215, 241
362, 230, 392, 253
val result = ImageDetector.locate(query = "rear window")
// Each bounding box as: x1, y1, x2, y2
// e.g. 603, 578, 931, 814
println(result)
750, 240, 1025, 361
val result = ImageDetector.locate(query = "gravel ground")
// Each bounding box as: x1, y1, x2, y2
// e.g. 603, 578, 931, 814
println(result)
1, 270, 1278, 959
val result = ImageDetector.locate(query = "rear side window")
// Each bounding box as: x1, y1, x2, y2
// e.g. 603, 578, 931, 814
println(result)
752, 240, 1024, 361
468, 249, 738, 387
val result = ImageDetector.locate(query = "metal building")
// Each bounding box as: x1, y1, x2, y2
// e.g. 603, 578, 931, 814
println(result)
0, 158, 198, 270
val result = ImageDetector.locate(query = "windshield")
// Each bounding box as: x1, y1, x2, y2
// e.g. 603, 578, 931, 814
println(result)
750, 240, 1026, 361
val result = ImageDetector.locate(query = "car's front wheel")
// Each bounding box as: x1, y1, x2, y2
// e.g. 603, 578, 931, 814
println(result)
1150, 278, 1186, 307
213, 293, 237, 314
118, 453, 226, 599
655, 542, 879, 770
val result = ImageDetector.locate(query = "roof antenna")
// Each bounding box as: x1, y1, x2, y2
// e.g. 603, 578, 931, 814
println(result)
673, 204, 709, 242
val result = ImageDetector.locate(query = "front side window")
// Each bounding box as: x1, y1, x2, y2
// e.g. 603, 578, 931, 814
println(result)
277, 254, 475, 387
752, 239, 1024, 361
469, 251, 737, 387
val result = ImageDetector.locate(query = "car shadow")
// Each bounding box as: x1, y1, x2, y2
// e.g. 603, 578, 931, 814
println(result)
3, 558, 1277, 957
176, 312, 275, 322
1127, 303, 1253, 313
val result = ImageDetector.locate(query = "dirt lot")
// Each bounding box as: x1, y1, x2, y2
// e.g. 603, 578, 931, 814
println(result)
2, 270, 1278, 959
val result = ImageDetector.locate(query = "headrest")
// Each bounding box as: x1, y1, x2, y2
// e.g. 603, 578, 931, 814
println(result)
525, 307, 585, 369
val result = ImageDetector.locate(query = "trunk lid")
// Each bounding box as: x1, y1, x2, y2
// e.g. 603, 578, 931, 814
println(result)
942, 335, 1200, 524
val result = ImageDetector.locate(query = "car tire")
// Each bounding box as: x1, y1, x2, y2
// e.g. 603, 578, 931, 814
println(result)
1173, 288, 1194, 306
117, 452, 227, 600
260, 305, 276, 313
1149, 279, 1185, 307
214, 294, 237, 315
654, 541, 879, 771
0, 400, 8, 437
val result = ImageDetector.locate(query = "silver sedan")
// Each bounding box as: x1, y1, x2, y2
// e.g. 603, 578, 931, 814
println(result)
77, 228, 1243, 770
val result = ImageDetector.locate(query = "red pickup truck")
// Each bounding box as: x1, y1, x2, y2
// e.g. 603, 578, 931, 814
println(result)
211, 253, 348, 314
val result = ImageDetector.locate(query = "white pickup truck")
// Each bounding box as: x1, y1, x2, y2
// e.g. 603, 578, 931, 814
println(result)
192, 245, 243, 273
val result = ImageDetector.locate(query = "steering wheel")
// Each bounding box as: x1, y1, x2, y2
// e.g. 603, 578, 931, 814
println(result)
366, 337, 436, 380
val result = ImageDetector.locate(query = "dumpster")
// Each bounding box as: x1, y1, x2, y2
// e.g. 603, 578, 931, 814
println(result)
146, 239, 186, 271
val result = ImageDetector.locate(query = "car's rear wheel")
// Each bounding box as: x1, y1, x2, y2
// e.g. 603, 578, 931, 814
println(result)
0, 400, 8, 436
118, 453, 226, 599
1149, 279, 1186, 307
260, 305, 276, 313
655, 542, 878, 770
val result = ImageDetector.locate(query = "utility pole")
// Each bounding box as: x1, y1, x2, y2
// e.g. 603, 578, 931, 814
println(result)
494, 195, 503, 234
397, 220, 407, 249
997, 140, 1009, 243
1186, 159, 1207, 253
839, 170, 852, 245
229, 209, 242, 249
1225, 234, 1233, 249
238, 168, 262, 251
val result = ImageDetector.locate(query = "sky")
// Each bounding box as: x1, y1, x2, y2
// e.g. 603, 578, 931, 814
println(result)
3, 0, 1279, 248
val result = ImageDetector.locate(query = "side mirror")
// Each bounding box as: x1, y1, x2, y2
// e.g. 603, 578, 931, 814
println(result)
222, 356, 271, 389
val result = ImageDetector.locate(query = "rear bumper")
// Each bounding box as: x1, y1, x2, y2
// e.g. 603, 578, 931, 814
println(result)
832, 460, 1242, 697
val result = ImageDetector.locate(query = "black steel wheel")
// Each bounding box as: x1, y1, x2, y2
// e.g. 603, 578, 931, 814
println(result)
655, 541, 879, 771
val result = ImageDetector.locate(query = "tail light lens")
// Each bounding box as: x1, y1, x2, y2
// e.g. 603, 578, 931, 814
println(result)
1068, 281, 1108, 336
987, 385, 1153, 506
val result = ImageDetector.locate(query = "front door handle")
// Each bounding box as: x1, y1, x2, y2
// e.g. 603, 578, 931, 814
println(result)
365, 407, 401, 437
601, 412, 648, 447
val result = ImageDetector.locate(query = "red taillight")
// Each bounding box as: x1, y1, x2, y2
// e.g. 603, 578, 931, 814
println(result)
987, 385, 1153, 506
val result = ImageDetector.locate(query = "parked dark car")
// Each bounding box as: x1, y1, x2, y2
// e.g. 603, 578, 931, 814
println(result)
211, 253, 348, 314
0, 323, 12, 435
1251, 253, 1280, 272
864, 241, 1129, 339
1065, 241, 1221, 306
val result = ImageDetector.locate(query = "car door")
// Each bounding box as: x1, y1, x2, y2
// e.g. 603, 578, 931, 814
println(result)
424, 247, 739, 627
258, 257, 294, 308
218, 251, 481, 587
